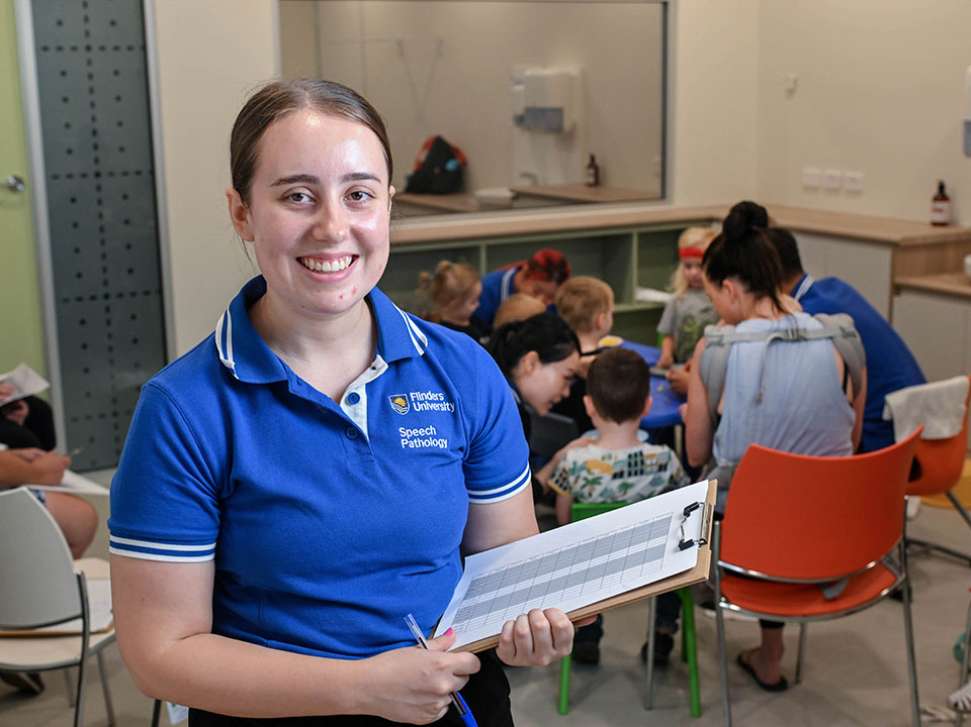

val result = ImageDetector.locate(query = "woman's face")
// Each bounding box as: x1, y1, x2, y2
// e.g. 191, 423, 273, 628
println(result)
514, 351, 580, 415
227, 110, 392, 320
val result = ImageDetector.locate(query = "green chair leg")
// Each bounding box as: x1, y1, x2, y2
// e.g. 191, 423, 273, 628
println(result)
558, 654, 571, 715
678, 588, 702, 718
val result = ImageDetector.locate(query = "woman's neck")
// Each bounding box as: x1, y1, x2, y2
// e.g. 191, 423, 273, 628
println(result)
251, 289, 376, 398
742, 295, 790, 322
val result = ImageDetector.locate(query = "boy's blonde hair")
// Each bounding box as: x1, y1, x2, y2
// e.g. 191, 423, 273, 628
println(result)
493, 293, 546, 329
416, 261, 480, 320
669, 226, 717, 297
554, 276, 614, 335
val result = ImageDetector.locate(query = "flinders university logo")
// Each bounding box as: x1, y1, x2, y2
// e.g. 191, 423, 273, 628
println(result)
388, 394, 410, 415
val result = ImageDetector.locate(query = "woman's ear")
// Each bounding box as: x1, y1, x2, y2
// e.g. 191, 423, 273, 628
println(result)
520, 350, 540, 376
226, 187, 254, 241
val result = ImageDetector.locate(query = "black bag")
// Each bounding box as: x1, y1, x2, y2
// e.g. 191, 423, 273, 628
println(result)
404, 135, 467, 195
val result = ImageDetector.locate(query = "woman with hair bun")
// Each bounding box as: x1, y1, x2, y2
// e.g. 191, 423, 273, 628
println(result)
683, 200, 867, 693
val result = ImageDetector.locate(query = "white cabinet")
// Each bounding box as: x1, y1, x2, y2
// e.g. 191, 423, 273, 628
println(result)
893, 290, 969, 383
794, 233, 892, 319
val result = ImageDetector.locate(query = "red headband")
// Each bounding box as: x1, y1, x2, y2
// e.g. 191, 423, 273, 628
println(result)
679, 247, 705, 260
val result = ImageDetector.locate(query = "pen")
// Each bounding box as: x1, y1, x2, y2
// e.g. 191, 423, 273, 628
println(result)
403, 613, 478, 727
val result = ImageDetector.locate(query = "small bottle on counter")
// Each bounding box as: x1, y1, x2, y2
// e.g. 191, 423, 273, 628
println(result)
930, 180, 952, 226
585, 154, 600, 187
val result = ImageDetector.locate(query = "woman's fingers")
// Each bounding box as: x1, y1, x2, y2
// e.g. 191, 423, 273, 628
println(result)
497, 609, 575, 666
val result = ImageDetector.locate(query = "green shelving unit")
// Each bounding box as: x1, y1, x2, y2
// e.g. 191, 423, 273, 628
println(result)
381, 222, 691, 346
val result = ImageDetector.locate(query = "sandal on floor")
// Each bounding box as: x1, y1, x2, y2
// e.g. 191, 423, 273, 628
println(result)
735, 652, 788, 692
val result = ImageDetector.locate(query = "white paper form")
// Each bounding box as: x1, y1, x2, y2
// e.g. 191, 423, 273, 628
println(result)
437, 481, 709, 648
28, 470, 109, 496
0, 364, 50, 405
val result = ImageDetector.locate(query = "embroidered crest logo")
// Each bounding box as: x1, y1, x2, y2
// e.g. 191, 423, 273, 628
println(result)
388, 394, 409, 415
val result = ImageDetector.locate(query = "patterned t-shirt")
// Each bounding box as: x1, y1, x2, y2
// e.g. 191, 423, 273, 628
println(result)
550, 442, 688, 504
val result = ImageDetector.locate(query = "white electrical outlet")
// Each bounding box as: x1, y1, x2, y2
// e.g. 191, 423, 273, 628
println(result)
802, 167, 821, 189
823, 168, 843, 190
844, 171, 864, 194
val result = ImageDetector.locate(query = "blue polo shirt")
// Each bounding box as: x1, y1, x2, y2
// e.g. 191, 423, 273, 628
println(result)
791, 274, 926, 452
108, 276, 530, 659
471, 266, 519, 333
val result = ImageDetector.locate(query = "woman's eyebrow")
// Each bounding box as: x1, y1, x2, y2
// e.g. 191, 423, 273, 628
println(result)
269, 172, 381, 187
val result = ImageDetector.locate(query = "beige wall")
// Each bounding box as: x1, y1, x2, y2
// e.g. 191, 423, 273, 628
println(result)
669, 0, 760, 206
152, 0, 277, 355
756, 0, 971, 224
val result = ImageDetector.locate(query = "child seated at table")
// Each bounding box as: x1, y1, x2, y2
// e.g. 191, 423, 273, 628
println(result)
551, 276, 616, 434
657, 227, 718, 369
538, 348, 689, 665
415, 260, 486, 343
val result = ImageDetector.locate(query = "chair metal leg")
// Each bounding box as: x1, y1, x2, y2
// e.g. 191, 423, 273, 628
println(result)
644, 597, 657, 711
795, 623, 807, 685
716, 605, 731, 727
96, 651, 116, 727
63, 667, 76, 707
907, 536, 971, 567
900, 539, 921, 727
948, 491, 971, 530
73, 652, 87, 727
151, 699, 162, 727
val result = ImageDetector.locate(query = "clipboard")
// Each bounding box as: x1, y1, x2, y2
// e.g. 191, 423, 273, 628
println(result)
455, 479, 717, 653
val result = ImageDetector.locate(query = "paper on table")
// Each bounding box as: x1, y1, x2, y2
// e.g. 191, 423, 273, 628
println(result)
0, 364, 49, 406
435, 481, 709, 649
29, 470, 109, 496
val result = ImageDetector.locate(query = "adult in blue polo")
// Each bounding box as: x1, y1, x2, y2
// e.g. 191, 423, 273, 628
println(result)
471, 248, 571, 335
108, 79, 575, 727
767, 225, 926, 452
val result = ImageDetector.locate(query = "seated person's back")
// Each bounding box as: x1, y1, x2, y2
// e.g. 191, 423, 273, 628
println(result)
769, 227, 925, 452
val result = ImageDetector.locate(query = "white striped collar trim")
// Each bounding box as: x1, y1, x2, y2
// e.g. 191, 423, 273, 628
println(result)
500, 267, 517, 301
393, 304, 428, 356
793, 274, 815, 302
214, 310, 238, 378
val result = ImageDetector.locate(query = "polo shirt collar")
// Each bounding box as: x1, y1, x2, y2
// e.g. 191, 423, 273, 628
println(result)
791, 273, 815, 302
214, 277, 427, 383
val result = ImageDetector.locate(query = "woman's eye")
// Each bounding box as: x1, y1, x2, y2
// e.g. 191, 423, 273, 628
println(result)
347, 190, 374, 203
286, 191, 312, 204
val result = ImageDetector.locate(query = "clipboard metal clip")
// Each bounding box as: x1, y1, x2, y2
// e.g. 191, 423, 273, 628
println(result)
677, 501, 710, 552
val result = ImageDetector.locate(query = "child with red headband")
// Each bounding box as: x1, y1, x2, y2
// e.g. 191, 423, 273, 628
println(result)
657, 227, 718, 368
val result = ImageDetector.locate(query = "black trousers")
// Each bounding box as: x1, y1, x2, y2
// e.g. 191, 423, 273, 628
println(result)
188, 650, 513, 727
0, 396, 56, 450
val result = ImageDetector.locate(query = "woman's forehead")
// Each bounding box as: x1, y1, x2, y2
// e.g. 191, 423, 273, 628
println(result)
255, 110, 386, 181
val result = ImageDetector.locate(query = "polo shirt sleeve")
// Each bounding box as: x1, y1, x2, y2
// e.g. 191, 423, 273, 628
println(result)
462, 348, 531, 504
107, 382, 221, 562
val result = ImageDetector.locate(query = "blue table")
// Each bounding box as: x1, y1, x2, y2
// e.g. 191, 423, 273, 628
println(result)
618, 340, 685, 430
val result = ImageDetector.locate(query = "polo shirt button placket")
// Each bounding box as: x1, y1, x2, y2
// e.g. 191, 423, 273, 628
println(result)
345, 426, 359, 440
346, 391, 361, 406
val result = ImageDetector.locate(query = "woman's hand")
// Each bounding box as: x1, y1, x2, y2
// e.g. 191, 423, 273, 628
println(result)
657, 353, 674, 370
29, 451, 70, 484
1, 398, 29, 426
361, 629, 480, 725
497, 608, 573, 667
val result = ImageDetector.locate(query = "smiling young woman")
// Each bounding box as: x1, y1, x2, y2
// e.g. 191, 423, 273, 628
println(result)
107, 80, 575, 727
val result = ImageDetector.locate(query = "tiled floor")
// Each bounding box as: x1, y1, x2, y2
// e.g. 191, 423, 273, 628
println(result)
1, 474, 968, 726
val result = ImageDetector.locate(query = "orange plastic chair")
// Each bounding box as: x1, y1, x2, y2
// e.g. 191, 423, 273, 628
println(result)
712, 429, 922, 727
904, 375, 971, 566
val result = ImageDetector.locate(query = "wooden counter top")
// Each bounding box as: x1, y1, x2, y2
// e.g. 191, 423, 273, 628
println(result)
390, 201, 971, 247
895, 272, 971, 300
510, 184, 656, 204
395, 192, 481, 213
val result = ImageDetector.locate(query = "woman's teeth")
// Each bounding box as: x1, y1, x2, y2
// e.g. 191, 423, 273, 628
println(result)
300, 256, 353, 273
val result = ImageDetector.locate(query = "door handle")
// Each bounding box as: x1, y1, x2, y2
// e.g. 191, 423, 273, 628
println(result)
4, 175, 25, 193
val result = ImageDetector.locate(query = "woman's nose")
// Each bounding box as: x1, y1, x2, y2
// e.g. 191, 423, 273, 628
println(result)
311, 201, 349, 242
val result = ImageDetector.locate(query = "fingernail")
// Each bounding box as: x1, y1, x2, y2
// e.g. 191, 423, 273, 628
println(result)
444, 627, 454, 636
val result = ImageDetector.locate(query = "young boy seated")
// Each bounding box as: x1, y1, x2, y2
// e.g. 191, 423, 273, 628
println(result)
551, 276, 615, 435
538, 347, 689, 665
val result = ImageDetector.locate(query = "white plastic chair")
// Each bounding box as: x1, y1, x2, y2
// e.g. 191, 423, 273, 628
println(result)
0, 487, 116, 727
